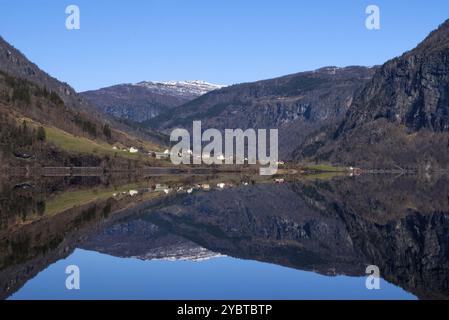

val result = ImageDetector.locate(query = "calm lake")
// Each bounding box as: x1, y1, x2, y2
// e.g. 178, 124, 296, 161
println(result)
1, 173, 448, 300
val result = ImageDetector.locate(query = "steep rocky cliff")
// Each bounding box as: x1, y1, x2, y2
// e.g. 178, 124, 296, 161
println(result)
296, 19, 449, 169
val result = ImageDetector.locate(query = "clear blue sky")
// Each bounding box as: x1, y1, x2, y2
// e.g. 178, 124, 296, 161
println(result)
0, 0, 448, 92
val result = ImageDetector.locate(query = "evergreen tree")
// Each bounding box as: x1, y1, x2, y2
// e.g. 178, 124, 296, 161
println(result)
103, 123, 112, 139
36, 126, 46, 142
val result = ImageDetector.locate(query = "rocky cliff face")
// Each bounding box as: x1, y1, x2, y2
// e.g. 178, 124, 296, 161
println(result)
81, 81, 224, 123
296, 19, 449, 168
147, 66, 375, 159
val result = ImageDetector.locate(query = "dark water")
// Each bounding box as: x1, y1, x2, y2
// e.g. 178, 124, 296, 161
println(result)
1, 173, 448, 300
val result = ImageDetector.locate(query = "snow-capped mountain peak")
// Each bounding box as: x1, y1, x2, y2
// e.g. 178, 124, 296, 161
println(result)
81, 80, 227, 123
134, 80, 226, 98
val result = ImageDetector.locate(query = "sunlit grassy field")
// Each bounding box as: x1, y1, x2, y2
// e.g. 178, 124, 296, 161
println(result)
44, 126, 144, 160
303, 164, 346, 172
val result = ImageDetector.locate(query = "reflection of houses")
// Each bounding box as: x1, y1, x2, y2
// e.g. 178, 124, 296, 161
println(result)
155, 184, 170, 194
155, 152, 168, 159
155, 149, 170, 159
348, 167, 363, 176
217, 182, 234, 189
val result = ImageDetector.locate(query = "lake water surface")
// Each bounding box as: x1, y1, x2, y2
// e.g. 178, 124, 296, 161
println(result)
1, 174, 448, 300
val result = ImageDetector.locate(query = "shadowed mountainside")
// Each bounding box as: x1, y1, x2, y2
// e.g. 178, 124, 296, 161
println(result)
0, 36, 164, 167
146, 66, 376, 159
295, 19, 449, 169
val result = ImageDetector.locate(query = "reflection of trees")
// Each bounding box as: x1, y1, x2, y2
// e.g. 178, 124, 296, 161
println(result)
0, 186, 46, 229
0, 200, 114, 299
0, 174, 192, 299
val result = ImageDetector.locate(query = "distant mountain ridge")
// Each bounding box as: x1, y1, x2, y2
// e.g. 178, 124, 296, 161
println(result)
146, 66, 376, 159
81, 80, 225, 123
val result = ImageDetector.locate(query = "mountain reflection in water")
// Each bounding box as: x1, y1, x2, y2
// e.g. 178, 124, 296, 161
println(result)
1, 173, 448, 300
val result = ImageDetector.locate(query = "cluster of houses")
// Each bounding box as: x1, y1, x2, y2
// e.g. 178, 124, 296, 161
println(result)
112, 145, 172, 159
112, 146, 140, 154
111, 181, 244, 199
152, 149, 287, 165
112, 146, 287, 166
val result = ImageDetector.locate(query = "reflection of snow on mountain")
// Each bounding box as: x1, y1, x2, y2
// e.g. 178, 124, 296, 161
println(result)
134, 244, 224, 262
135, 80, 225, 98
81, 219, 225, 263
